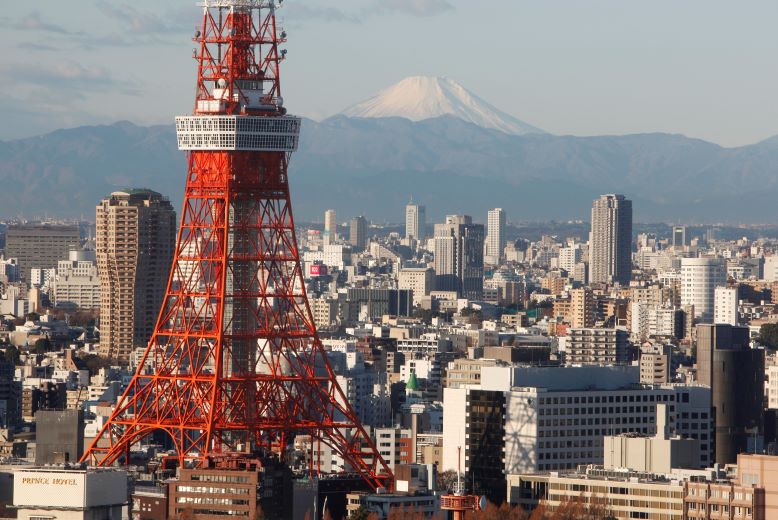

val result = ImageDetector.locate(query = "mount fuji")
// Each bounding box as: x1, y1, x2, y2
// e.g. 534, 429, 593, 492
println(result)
339, 76, 544, 136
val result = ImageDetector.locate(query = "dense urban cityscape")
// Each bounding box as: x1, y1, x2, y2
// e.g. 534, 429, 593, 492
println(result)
2, 1, 778, 520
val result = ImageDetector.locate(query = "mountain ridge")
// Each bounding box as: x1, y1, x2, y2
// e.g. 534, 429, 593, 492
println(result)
2, 117, 778, 222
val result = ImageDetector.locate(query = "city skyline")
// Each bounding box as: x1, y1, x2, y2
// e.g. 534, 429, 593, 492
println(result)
4, 2, 778, 518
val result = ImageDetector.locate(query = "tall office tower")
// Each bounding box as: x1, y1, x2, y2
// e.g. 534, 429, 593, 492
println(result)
6, 223, 80, 283
570, 287, 595, 328
405, 201, 426, 241
349, 215, 368, 251
696, 324, 764, 465
433, 215, 485, 299
96, 190, 176, 363
588, 194, 633, 285
485, 208, 506, 265
681, 257, 726, 323
672, 225, 687, 248
714, 286, 738, 325
323, 209, 337, 245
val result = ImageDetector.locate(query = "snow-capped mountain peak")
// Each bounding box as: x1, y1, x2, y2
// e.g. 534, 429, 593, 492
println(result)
339, 76, 543, 135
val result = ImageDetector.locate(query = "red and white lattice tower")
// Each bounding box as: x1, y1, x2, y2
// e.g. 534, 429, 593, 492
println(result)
82, 0, 393, 490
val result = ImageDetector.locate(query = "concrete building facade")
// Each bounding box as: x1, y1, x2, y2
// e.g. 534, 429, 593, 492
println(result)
405, 202, 426, 241
96, 190, 176, 362
6, 223, 80, 283
485, 207, 505, 265
681, 257, 727, 323
589, 194, 632, 285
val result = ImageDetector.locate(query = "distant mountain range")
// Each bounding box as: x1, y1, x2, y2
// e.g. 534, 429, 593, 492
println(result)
2, 76, 778, 223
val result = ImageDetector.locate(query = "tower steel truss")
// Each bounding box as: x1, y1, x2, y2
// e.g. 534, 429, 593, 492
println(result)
82, 0, 393, 490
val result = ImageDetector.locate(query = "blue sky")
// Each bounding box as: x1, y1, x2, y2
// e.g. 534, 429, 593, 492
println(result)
1, 0, 777, 146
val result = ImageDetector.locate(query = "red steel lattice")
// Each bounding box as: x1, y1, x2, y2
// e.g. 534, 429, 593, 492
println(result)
82, 0, 393, 490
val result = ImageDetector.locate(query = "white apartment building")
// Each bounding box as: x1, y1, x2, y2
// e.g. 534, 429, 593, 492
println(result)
374, 426, 411, 471
681, 257, 727, 323
51, 259, 101, 310
302, 244, 352, 270
29, 267, 56, 289
558, 245, 582, 274
713, 286, 738, 325
396, 335, 452, 355
631, 301, 682, 341
485, 208, 505, 265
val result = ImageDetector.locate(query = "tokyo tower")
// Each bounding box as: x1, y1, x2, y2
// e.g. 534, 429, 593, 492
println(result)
82, 0, 392, 490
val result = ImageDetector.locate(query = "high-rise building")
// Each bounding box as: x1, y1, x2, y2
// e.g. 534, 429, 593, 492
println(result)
96, 190, 176, 363
324, 209, 337, 245
485, 208, 506, 265
589, 194, 632, 285
433, 215, 484, 299
713, 286, 738, 325
349, 215, 368, 252
405, 202, 426, 241
681, 257, 726, 323
672, 225, 687, 248
5, 223, 80, 283
696, 324, 764, 465
570, 287, 595, 328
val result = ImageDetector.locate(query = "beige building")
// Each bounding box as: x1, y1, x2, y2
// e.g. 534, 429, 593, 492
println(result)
508, 466, 685, 520
309, 297, 338, 330
640, 343, 672, 384
604, 405, 699, 474
445, 358, 499, 388
571, 287, 595, 328
398, 267, 435, 305
96, 190, 176, 363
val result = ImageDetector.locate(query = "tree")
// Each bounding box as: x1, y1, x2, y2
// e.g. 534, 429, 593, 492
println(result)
437, 469, 461, 492
79, 353, 113, 375
34, 337, 52, 354
760, 323, 778, 349
466, 502, 528, 520
348, 507, 379, 520
25, 312, 40, 323
3, 345, 20, 365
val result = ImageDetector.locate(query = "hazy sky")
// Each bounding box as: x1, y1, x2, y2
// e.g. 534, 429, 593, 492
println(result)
1, 0, 777, 146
